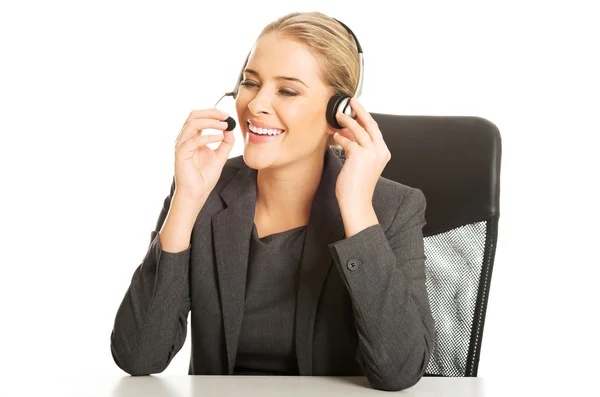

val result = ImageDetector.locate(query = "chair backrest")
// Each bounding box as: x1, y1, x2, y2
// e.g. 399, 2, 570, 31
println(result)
350, 113, 502, 377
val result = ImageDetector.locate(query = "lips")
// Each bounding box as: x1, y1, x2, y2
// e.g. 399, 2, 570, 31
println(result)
248, 119, 285, 130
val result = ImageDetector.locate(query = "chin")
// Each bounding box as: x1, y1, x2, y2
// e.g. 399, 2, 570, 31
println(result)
242, 148, 281, 170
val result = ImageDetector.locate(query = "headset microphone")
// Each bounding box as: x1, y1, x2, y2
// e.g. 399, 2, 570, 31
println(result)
216, 16, 363, 131
214, 92, 237, 131
224, 116, 236, 131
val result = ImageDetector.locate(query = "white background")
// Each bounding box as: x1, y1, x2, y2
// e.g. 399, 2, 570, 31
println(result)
1, 0, 598, 394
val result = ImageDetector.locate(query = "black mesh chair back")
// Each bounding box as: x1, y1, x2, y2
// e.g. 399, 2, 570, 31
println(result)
334, 114, 501, 377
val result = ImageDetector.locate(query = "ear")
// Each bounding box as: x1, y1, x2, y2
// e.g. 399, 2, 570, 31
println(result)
326, 122, 338, 136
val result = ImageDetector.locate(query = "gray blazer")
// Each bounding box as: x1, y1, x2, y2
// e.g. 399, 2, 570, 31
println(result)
110, 146, 435, 391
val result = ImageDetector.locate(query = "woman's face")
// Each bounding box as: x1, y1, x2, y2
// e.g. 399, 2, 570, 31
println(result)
235, 32, 336, 170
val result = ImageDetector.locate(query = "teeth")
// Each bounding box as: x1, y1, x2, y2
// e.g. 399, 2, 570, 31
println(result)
248, 122, 284, 136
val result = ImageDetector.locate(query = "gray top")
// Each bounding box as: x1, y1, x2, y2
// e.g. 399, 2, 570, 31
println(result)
233, 222, 308, 375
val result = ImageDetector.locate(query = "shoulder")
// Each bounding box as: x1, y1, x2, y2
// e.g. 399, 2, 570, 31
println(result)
223, 153, 247, 170
372, 175, 426, 233
335, 149, 424, 219
214, 154, 249, 187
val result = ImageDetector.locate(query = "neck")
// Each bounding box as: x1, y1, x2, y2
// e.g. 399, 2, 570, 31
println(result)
255, 150, 326, 224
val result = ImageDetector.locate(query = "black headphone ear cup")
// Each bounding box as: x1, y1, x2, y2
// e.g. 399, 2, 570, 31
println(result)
326, 92, 348, 129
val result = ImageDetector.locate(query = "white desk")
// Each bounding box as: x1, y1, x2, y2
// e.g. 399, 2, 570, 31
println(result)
6, 375, 533, 396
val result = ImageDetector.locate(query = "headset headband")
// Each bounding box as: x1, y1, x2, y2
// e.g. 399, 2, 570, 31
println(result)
227, 17, 363, 100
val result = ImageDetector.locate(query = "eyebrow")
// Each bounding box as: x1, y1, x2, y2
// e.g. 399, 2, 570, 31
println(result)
243, 68, 309, 88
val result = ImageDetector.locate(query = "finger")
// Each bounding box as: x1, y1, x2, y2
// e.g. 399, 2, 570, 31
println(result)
179, 133, 225, 153
187, 108, 229, 122
181, 108, 229, 131
333, 131, 358, 153
337, 128, 355, 142
176, 119, 228, 149
175, 109, 229, 150
335, 112, 372, 147
348, 97, 384, 141
214, 127, 235, 162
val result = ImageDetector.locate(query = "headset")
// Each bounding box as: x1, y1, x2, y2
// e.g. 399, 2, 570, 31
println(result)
215, 17, 363, 131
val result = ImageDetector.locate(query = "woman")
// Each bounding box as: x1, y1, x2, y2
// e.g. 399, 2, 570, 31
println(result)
110, 11, 435, 392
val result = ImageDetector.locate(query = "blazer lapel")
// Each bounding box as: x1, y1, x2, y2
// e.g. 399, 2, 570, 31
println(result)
212, 147, 346, 375
295, 147, 346, 375
212, 163, 258, 375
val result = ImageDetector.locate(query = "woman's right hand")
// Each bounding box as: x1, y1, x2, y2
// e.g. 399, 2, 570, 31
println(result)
173, 108, 235, 201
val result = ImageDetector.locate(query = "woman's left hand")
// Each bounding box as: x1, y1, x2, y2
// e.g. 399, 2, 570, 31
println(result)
332, 97, 391, 209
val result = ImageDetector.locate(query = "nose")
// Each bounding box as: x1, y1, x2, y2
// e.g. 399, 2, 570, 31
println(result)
247, 87, 273, 116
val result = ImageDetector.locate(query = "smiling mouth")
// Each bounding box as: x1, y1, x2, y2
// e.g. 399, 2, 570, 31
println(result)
247, 121, 285, 136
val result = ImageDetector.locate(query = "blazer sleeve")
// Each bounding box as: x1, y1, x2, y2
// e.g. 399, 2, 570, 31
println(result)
110, 176, 192, 376
327, 187, 435, 391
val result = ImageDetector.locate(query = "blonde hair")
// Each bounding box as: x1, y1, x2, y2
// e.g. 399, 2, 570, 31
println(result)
258, 12, 360, 152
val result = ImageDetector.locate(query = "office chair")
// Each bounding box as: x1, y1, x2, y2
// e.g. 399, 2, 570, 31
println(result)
333, 114, 501, 377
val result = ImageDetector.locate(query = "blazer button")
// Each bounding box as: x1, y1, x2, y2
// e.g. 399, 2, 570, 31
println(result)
347, 259, 359, 271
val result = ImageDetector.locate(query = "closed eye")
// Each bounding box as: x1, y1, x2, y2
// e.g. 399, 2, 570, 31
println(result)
240, 80, 298, 97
